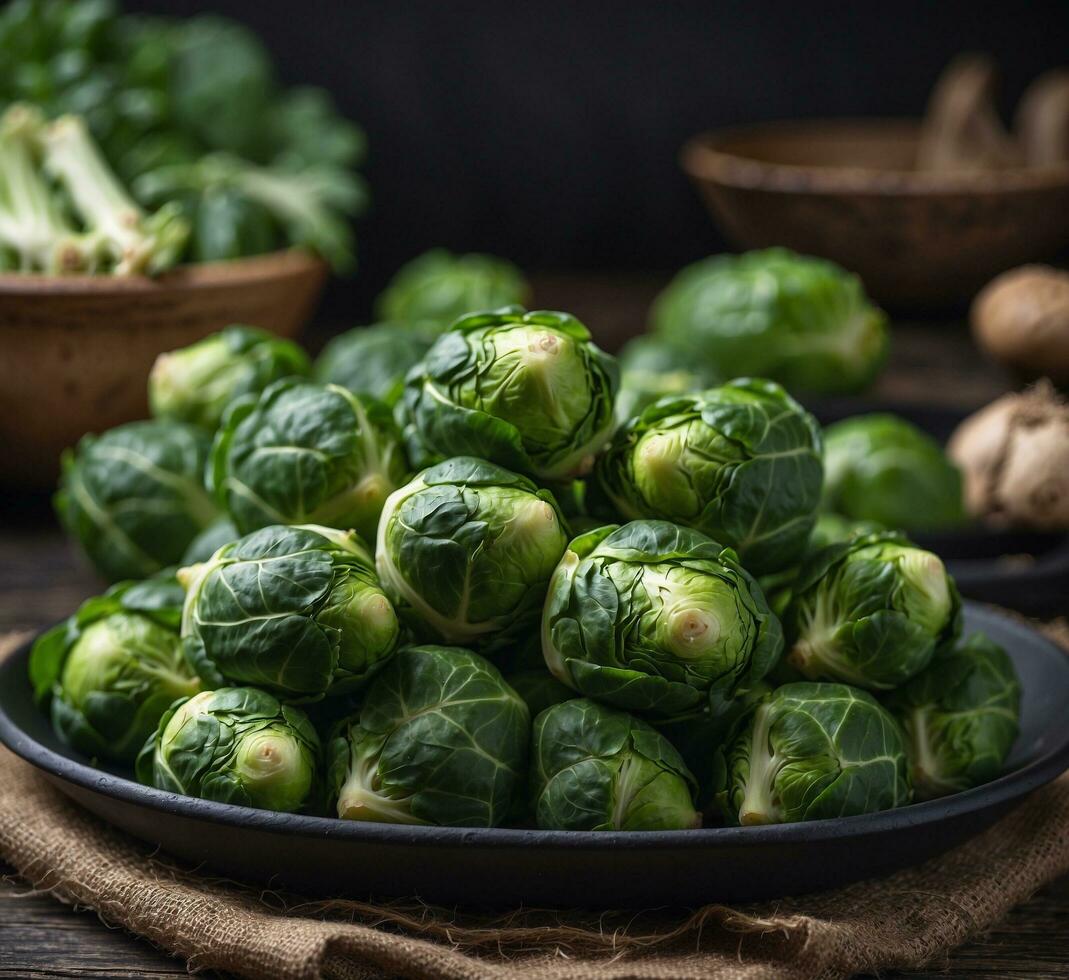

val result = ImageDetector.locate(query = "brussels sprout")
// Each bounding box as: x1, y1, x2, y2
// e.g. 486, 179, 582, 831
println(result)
56, 419, 220, 582
717, 682, 911, 825
531, 698, 700, 831
210, 378, 407, 543
376, 457, 569, 650
506, 669, 574, 719
314, 322, 435, 407
784, 532, 961, 690
29, 576, 200, 763
180, 516, 239, 565
885, 632, 1020, 800
651, 249, 888, 395
403, 307, 619, 481
543, 521, 782, 718
614, 335, 720, 425
375, 248, 529, 329
822, 414, 965, 532
180, 524, 399, 698
808, 512, 886, 552
593, 378, 823, 575
326, 645, 529, 826
136, 687, 319, 812
148, 325, 311, 430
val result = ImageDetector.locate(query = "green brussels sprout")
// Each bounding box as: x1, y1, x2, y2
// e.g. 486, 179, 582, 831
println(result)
136, 687, 319, 813
180, 524, 399, 698
543, 521, 783, 718
717, 682, 911, 825
808, 512, 886, 552
326, 645, 529, 826
506, 669, 574, 719
885, 632, 1020, 801
210, 378, 407, 543
29, 576, 200, 763
614, 335, 720, 426
593, 378, 823, 575
822, 414, 965, 532
180, 516, 239, 565
651, 249, 888, 395
376, 457, 569, 650
531, 698, 700, 831
403, 307, 619, 481
148, 325, 311, 430
56, 419, 220, 582
784, 532, 961, 690
314, 322, 435, 407
375, 248, 529, 329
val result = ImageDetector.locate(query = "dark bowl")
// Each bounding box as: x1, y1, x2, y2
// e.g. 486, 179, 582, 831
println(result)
1, 605, 1067, 908
681, 119, 1069, 309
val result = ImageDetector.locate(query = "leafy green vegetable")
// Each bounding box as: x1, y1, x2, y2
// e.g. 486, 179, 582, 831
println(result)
808, 512, 886, 551
0, 1, 365, 268
531, 698, 700, 831
542, 521, 782, 718
885, 632, 1020, 800
326, 645, 529, 826
614, 335, 720, 425
29, 575, 199, 763
376, 457, 569, 650
784, 532, 961, 690
149, 325, 311, 430
210, 378, 407, 543
314, 323, 435, 407
717, 682, 911, 824
136, 686, 319, 813
822, 414, 965, 532
180, 524, 399, 698
376, 249, 529, 329
56, 419, 219, 582
652, 249, 888, 395
0, 103, 187, 275
404, 307, 619, 481
593, 378, 823, 575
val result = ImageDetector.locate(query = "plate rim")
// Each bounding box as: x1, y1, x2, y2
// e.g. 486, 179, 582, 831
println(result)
2, 603, 1068, 851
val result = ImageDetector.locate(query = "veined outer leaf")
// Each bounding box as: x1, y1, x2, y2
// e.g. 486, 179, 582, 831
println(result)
542, 520, 783, 720
593, 378, 823, 575
531, 698, 700, 831
210, 378, 407, 543
180, 524, 399, 698
717, 681, 911, 825
327, 645, 529, 827
403, 306, 619, 481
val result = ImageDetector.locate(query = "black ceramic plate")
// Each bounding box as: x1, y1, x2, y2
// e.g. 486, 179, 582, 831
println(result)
2, 604, 1068, 909
810, 398, 1069, 618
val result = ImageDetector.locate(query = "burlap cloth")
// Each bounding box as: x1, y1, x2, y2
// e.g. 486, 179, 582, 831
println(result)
2, 629, 1069, 980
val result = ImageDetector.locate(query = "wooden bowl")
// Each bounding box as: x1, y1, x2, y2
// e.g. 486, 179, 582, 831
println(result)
0, 250, 328, 489
681, 120, 1069, 309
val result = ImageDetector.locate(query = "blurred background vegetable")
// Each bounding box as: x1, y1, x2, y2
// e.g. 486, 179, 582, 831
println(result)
650, 249, 889, 395
822, 414, 965, 533
0, 0, 365, 271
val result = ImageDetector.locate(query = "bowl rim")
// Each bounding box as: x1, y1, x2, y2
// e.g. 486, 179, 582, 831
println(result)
2, 604, 1068, 850
0, 248, 327, 295
682, 117, 1069, 196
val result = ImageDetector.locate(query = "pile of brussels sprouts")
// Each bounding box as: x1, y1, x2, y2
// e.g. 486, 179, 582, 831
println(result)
34, 246, 1021, 833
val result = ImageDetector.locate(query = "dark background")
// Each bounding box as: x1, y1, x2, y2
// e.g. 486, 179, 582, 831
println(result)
128, 0, 1069, 315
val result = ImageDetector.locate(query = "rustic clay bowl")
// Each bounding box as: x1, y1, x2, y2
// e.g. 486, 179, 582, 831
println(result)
681, 119, 1069, 308
0, 250, 328, 489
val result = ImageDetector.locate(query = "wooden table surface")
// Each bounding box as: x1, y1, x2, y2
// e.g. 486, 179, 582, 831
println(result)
2, 303, 1067, 979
